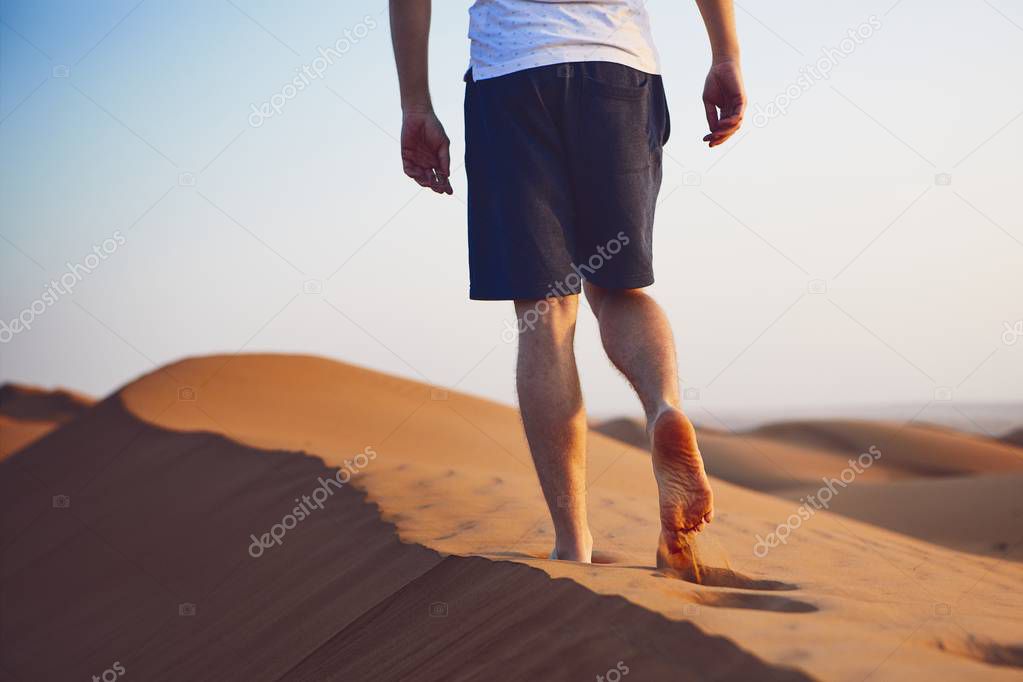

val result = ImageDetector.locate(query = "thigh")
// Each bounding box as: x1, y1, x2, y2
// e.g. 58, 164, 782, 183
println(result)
566, 62, 670, 291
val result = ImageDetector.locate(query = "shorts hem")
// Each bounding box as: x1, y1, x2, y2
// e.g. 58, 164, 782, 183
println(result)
469, 273, 654, 301
583, 273, 655, 291
469, 283, 582, 301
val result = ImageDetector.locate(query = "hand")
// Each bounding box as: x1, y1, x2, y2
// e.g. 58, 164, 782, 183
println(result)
702, 59, 746, 148
400, 107, 452, 195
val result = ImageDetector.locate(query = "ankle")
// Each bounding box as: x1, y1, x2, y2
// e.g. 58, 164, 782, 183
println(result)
554, 528, 593, 562
646, 402, 683, 437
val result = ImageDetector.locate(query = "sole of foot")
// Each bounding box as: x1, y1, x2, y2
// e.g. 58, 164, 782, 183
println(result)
650, 409, 714, 578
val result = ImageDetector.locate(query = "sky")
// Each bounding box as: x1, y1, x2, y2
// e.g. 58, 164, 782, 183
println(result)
1, 0, 1021, 426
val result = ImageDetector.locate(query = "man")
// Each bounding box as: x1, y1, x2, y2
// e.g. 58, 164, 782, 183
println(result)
389, 0, 745, 571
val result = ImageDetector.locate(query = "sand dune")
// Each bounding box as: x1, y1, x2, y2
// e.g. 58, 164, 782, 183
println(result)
0, 383, 93, 460
2, 354, 1022, 680
749, 420, 1023, 477
594, 417, 912, 491
595, 415, 1023, 481
776, 474, 1023, 560
0, 383, 93, 422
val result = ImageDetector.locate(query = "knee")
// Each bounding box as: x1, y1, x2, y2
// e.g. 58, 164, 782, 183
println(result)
583, 282, 645, 317
514, 295, 578, 341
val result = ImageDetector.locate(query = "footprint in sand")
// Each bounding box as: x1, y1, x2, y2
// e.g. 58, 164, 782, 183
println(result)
934, 635, 1023, 669
651, 566, 817, 613
661, 565, 799, 591
486, 548, 819, 614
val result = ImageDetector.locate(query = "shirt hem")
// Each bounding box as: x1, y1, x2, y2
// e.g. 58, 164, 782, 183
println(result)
471, 50, 661, 81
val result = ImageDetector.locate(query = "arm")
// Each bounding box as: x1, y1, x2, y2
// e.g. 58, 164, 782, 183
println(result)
389, 0, 452, 194
695, 0, 746, 147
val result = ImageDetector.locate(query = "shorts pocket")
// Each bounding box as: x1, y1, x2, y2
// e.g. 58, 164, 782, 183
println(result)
581, 73, 657, 173
583, 73, 648, 100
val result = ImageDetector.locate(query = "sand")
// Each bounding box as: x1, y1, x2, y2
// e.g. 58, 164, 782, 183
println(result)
1, 354, 1021, 680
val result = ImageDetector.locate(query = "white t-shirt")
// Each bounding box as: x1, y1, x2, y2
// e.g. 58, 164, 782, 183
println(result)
467, 0, 661, 80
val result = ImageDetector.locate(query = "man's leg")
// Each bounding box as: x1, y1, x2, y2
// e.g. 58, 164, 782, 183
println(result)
583, 283, 713, 571
514, 295, 593, 563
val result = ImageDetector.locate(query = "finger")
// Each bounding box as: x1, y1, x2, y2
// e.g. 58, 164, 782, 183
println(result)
404, 167, 428, 185
411, 166, 434, 187
403, 152, 432, 178
715, 124, 740, 139
708, 126, 740, 144
706, 125, 738, 142
708, 122, 741, 144
403, 161, 425, 181
404, 148, 437, 173
429, 169, 452, 195
431, 166, 453, 195
405, 165, 432, 187
717, 113, 743, 130
728, 96, 747, 123
428, 170, 444, 194
437, 140, 451, 178
704, 100, 719, 133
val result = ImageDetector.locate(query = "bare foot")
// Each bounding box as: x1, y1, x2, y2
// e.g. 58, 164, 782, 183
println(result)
650, 408, 713, 575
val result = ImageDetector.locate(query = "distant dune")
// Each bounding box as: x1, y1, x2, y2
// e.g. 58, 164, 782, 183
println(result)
776, 474, 1023, 560
1003, 428, 1023, 449
0, 383, 93, 460
749, 420, 1023, 476
0, 383, 93, 421
2, 355, 1021, 680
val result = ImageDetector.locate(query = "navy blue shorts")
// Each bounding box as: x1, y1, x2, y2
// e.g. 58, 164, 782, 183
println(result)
464, 61, 670, 301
